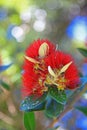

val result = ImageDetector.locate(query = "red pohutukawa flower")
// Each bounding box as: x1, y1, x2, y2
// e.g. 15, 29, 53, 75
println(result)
22, 39, 56, 96
22, 39, 80, 97
44, 51, 79, 90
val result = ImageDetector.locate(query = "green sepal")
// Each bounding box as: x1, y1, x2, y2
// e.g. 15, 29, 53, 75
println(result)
49, 87, 67, 104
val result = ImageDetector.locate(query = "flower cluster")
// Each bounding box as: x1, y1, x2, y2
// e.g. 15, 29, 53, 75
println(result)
22, 39, 79, 97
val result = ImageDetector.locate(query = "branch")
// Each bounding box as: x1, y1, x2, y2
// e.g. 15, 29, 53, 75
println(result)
48, 83, 87, 128
0, 111, 15, 125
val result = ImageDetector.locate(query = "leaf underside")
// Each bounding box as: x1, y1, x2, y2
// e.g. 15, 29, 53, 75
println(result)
20, 93, 47, 111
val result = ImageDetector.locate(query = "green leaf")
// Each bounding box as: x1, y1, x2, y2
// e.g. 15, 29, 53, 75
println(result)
78, 48, 87, 57
49, 87, 67, 104
24, 101, 46, 112
20, 93, 47, 112
0, 80, 10, 90
76, 106, 87, 116
45, 98, 64, 118
33, 101, 46, 111
24, 112, 35, 130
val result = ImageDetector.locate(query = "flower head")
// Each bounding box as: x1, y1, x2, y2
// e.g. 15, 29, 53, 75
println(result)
44, 51, 80, 90
22, 39, 80, 97
22, 39, 56, 97
23, 39, 56, 78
